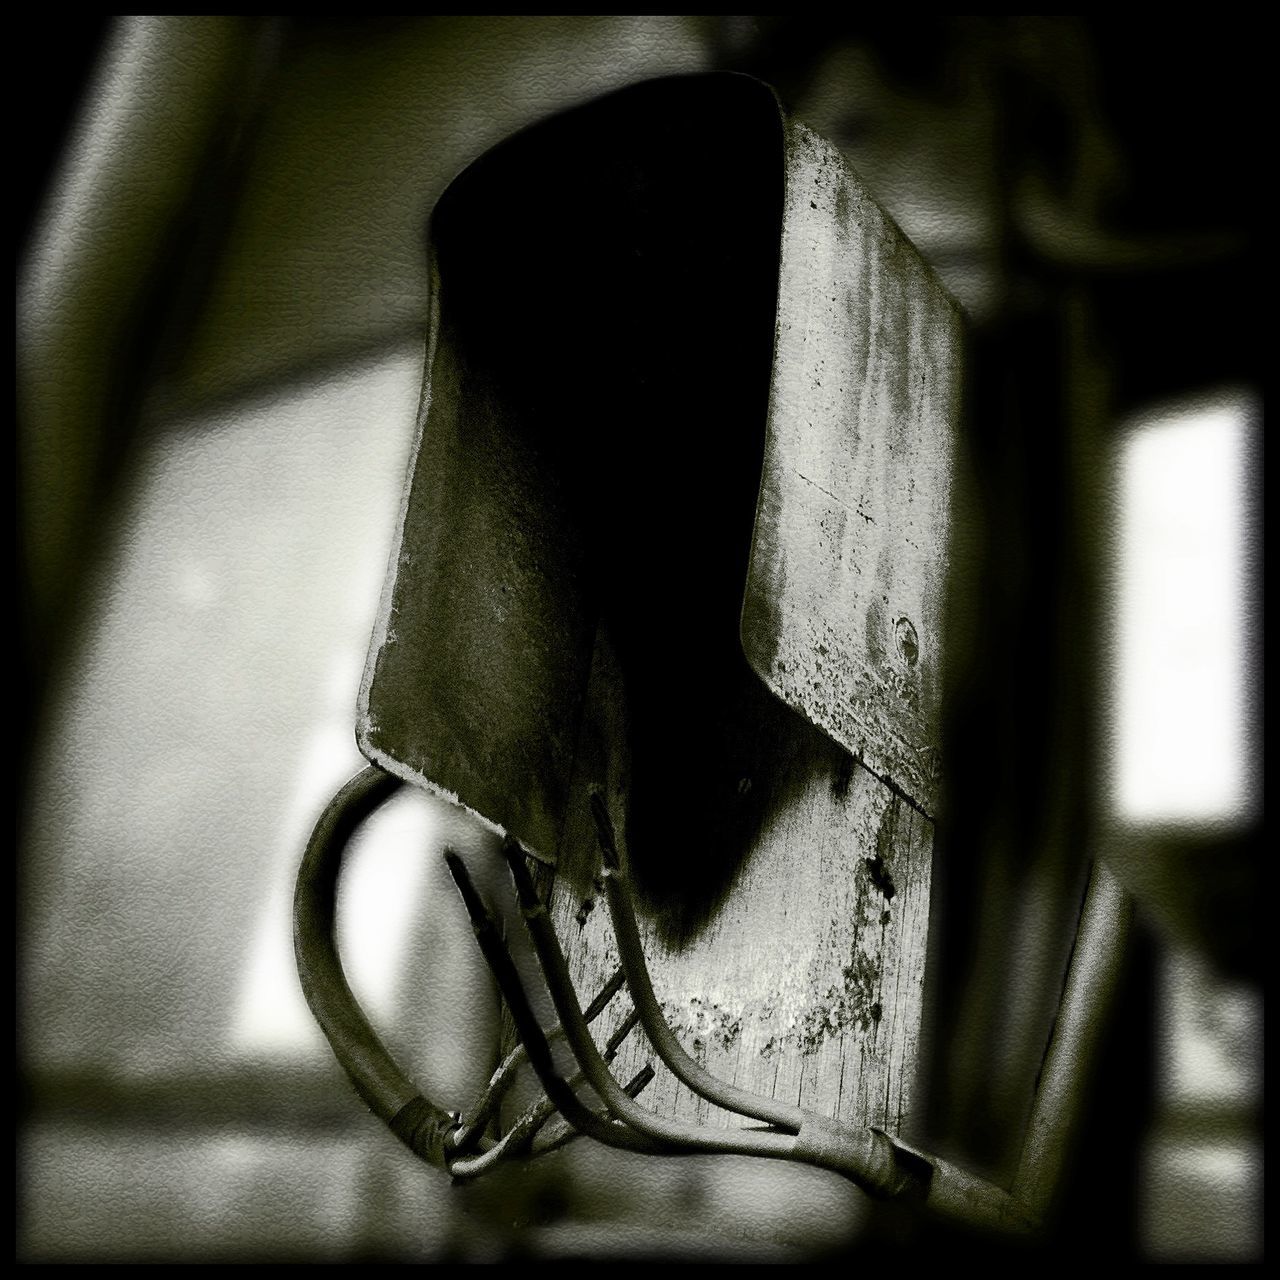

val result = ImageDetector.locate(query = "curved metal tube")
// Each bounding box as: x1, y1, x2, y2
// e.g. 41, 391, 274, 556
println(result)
501, 838, 800, 1161
451, 964, 627, 1154
297, 769, 655, 1178
294, 766, 470, 1169
588, 791, 806, 1133
442, 849, 669, 1158
528, 1065, 657, 1158
581, 794, 932, 1199
452, 1053, 654, 1181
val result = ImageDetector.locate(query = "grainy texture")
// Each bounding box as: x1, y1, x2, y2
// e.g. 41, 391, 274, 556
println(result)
742, 124, 961, 817
357, 262, 595, 857
542, 121, 955, 1131
548, 672, 932, 1131
358, 82, 958, 1137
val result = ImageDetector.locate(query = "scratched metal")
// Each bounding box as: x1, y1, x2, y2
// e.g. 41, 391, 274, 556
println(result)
357, 263, 595, 858
354, 76, 958, 1137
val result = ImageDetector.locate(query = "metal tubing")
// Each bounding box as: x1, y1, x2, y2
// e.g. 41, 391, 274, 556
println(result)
451, 965, 626, 1154
502, 837, 800, 1160
294, 766, 471, 1170
1011, 857, 1133, 1219
442, 848, 669, 1157
451, 988, 643, 1178
299, 774, 1130, 1229
589, 792, 806, 1132
531, 1066, 658, 1157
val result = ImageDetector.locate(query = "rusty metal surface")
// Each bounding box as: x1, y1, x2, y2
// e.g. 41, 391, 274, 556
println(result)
356, 73, 959, 1134
358, 265, 596, 857
742, 124, 962, 818
358, 73, 785, 861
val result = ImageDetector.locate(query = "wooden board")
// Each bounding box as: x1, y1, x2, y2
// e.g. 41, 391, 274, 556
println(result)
541, 627, 932, 1133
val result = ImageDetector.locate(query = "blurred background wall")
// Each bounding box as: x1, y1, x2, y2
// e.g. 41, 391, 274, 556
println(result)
17, 16, 1262, 1262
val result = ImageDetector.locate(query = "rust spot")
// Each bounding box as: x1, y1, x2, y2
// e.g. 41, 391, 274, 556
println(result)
791, 950, 884, 1055
864, 854, 896, 901
721, 1018, 741, 1052
744, 953, 884, 1060
575, 897, 595, 928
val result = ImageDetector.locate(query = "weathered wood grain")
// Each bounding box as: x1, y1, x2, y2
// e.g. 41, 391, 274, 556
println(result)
542, 625, 932, 1133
